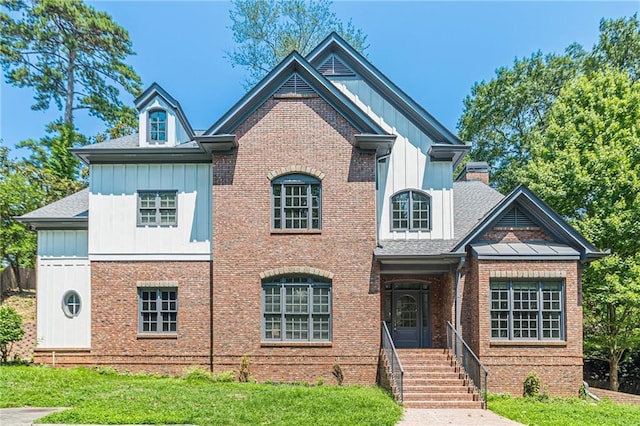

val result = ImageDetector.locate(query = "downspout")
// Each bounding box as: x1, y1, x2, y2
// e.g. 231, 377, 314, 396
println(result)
455, 257, 466, 332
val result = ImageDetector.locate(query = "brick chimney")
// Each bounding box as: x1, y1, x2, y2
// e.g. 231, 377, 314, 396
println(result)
456, 161, 489, 185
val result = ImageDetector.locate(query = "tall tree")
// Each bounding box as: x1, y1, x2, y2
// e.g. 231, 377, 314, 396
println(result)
458, 48, 584, 192
228, 0, 367, 88
0, 146, 79, 292
0, 0, 142, 129
519, 69, 640, 391
458, 14, 639, 192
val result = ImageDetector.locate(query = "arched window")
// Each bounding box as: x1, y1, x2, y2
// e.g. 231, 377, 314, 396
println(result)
148, 110, 167, 142
391, 190, 431, 231
262, 276, 332, 342
272, 174, 321, 230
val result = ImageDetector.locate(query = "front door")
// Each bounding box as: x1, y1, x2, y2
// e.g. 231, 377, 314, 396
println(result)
393, 291, 420, 347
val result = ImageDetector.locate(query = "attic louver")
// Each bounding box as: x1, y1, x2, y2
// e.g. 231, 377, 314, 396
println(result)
496, 206, 537, 228
276, 73, 316, 95
318, 55, 356, 77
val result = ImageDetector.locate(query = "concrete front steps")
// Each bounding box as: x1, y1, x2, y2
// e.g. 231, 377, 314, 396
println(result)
397, 348, 484, 409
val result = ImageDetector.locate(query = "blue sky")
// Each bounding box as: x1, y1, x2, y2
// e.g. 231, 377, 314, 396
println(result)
1, 1, 638, 158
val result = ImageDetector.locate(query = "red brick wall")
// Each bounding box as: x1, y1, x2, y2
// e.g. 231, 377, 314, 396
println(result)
481, 227, 554, 243
34, 261, 212, 375
211, 95, 380, 385
465, 257, 583, 396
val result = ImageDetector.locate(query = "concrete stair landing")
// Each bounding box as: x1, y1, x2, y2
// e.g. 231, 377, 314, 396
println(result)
397, 348, 484, 409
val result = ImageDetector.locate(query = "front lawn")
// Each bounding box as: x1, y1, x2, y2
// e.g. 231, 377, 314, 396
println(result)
0, 365, 402, 425
488, 394, 640, 426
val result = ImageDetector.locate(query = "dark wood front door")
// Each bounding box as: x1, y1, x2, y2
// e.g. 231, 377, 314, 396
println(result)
393, 291, 420, 347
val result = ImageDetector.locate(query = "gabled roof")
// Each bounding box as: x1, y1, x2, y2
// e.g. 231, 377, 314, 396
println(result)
307, 32, 467, 149
135, 82, 195, 139
452, 185, 607, 261
16, 188, 88, 230
205, 51, 390, 137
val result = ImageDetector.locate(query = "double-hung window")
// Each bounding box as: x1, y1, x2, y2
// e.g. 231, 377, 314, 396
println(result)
490, 280, 564, 340
272, 174, 321, 230
138, 191, 177, 226
138, 288, 177, 333
391, 190, 431, 231
148, 110, 167, 142
263, 277, 331, 342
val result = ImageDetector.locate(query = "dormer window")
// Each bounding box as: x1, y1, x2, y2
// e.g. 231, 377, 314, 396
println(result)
148, 110, 167, 143
391, 190, 431, 231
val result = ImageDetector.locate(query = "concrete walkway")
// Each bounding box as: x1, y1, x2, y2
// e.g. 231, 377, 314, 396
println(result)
397, 408, 523, 425
0, 407, 521, 426
0, 407, 65, 426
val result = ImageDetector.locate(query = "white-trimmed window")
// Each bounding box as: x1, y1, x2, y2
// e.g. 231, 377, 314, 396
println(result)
272, 174, 321, 230
62, 290, 81, 318
391, 190, 431, 231
148, 110, 167, 142
490, 280, 564, 340
262, 276, 331, 342
138, 191, 177, 226
138, 288, 177, 333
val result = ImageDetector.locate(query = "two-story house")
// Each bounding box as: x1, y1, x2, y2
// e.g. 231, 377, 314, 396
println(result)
19, 33, 606, 407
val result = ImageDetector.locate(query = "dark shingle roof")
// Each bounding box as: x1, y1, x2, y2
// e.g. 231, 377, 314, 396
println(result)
78, 134, 197, 150
375, 181, 504, 257
19, 188, 88, 220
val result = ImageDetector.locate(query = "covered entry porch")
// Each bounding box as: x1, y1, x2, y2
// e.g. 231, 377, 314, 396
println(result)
378, 254, 461, 349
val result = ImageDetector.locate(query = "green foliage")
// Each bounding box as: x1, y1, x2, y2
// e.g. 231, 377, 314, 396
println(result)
238, 354, 251, 382
487, 394, 640, 426
0, 146, 82, 286
522, 370, 549, 400
211, 370, 235, 383
332, 363, 343, 385
228, 0, 367, 88
0, 366, 403, 425
0, 0, 142, 128
458, 14, 639, 193
183, 365, 212, 381
519, 68, 640, 390
0, 306, 25, 363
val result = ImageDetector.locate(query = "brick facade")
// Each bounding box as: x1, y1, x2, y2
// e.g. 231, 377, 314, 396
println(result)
211, 95, 380, 384
35, 261, 211, 374
461, 223, 584, 396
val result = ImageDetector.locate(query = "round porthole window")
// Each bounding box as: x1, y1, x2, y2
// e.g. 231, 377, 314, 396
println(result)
62, 291, 81, 318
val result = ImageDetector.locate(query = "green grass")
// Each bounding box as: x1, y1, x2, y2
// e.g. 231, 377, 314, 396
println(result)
0, 365, 402, 425
488, 393, 640, 426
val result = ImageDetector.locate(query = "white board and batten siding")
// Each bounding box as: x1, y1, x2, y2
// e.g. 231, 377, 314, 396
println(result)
37, 230, 90, 348
138, 96, 190, 148
331, 78, 455, 240
89, 163, 212, 261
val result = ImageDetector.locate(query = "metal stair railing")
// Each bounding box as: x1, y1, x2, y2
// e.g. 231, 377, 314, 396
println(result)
446, 321, 488, 409
381, 321, 404, 403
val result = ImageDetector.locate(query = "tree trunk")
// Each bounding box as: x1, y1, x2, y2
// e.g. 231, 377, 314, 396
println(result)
610, 354, 620, 391
65, 48, 76, 127
10, 261, 22, 293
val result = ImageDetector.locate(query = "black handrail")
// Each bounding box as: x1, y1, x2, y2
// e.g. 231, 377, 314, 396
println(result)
381, 321, 404, 403
446, 321, 488, 409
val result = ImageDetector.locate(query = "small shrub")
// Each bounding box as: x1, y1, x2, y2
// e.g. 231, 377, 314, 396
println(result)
212, 370, 235, 383
332, 364, 344, 386
579, 382, 588, 400
0, 306, 25, 363
184, 365, 212, 381
95, 366, 119, 376
523, 370, 548, 399
238, 354, 251, 382
315, 376, 324, 386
